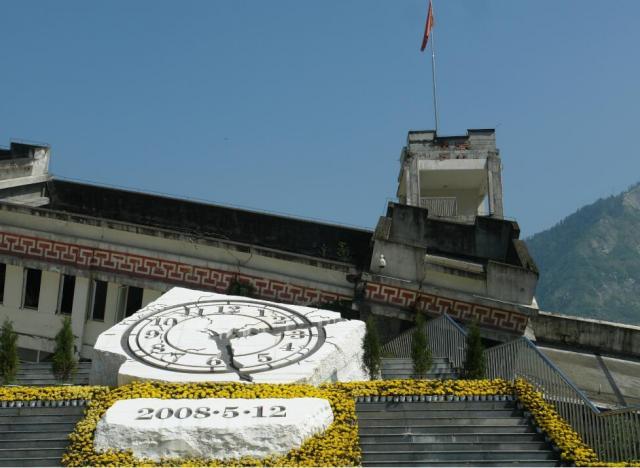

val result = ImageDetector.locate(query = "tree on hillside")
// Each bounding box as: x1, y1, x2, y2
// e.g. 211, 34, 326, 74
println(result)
52, 316, 77, 381
463, 321, 485, 379
362, 315, 382, 380
411, 312, 432, 379
0, 319, 19, 384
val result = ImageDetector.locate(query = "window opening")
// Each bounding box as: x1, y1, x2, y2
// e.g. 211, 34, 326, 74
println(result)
91, 280, 108, 321
58, 274, 76, 315
22, 268, 42, 309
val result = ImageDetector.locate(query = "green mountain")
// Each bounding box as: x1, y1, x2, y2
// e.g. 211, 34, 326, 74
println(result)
526, 184, 640, 325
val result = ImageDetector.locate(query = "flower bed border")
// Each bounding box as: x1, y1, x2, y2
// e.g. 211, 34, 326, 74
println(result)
0, 379, 622, 467
0, 385, 107, 404
62, 381, 360, 467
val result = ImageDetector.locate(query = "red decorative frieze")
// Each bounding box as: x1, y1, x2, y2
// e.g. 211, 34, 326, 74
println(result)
0, 231, 350, 306
365, 282, 528, 334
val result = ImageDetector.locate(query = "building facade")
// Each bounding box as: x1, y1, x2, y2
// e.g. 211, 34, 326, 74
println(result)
0, 130, 540, 361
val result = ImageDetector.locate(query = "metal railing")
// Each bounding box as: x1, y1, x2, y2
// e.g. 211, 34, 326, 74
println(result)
381, 313, 467, 370
419, 197, 457, 217
426, 313, 467, 370
485, 336, 640, 462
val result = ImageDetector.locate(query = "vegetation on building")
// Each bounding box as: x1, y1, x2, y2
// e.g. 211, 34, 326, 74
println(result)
410, 313, 432, 378
0, 319, 19, 384
463, 321, 485, 379
361, 316, 382, 380
52, 316, 78, 382
226, 278, 257, 298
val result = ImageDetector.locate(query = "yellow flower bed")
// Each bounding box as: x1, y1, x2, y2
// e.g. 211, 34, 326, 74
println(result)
328, 378, 513, 397
62, 381, 360, 467
514, 379, 597, 465
514, 379, 640, 468
58, 378, 637, 467
0, 385, 108, 402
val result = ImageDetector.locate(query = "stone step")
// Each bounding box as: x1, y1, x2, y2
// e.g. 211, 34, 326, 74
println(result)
382, 362, 452, 370
15, 372, 89, 379
16, 367, 91, 374
0, 431, 73, 440
13, 379, 89, 386
358, 417, 531, 428
19, 362, 92, 368
359, 441, 550, 452
0, 439, 69, 449
381, 367, 453, 375
380, 364, 453, 374
15, 374, 90, 381
356, 401, 515, 411
0, 407, 85, 416
358, 433, 543, 444
362, 460, 559, 467
14, 362, 91, 386
357, 409, 521, 419
0, 456, 62, 467
362, 450, 558, 462
0, 447, 66, 459
0, 414, 84, 424
0, 422, 78, 432
359, 425, 535, 435
381, 372, 459, 380
383, 358, 450, 363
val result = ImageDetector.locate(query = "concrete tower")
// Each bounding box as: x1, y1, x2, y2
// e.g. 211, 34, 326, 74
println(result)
396, 129, 503, 222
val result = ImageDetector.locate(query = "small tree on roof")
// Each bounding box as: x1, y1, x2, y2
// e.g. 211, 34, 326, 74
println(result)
362, 315, 382, 380
52, 316, 77, 382
0, 319, 19, 384
463, 320, 485, 379
227, 278, 256, 298
411, 312, 432, 379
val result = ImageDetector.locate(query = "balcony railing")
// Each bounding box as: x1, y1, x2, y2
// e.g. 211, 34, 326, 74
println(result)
419, 197, 457, 217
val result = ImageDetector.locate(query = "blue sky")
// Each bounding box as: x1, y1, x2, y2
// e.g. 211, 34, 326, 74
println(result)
1, 1, 639, 236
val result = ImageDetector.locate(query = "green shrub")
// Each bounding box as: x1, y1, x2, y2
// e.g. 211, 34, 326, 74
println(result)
0, 319, 19, 384
362, 315, 382, 380
52, 316, 77, 381
226, 278, 256, 298
411, 313, 432, 378
463, 321, 485, 379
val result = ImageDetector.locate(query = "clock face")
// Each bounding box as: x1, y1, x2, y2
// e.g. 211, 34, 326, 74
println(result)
124, 299, 326, 377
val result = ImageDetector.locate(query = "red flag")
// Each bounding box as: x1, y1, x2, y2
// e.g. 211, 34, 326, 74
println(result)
420, 0, 434, 52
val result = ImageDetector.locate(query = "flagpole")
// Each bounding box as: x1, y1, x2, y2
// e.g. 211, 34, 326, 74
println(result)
430, 2, 440, 134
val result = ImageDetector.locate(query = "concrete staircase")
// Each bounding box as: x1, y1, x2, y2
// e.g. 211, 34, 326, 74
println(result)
15, 361, 91, 386
381, 357, 457, 380
0, 405, 85, 466
357, 399, 560, 466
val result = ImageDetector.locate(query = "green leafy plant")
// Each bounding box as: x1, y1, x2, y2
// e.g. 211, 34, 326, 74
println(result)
411, 312, 432, 378
362, 315, 382, 380
0, 319, 19, 384
308, 299, 358, 320
336, 241, 351, 262
463, 321, 485, 379
226, 278, 256, 298
52, 316, 77, 381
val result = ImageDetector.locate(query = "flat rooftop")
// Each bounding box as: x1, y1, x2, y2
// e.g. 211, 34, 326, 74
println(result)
41, 179, 374, 268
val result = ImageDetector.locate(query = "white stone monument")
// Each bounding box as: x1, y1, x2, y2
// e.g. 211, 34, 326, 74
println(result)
94, 397, 333, 461
90, 287, 367, 386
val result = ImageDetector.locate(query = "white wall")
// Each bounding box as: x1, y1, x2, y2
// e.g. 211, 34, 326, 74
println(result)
0, 262, 165, 360
0, 206, 356, 359
0, 265, 60, 356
